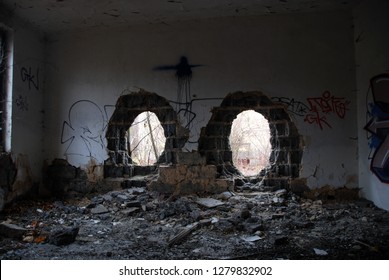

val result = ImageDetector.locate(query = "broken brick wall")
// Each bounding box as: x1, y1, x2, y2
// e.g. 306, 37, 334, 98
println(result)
198, 91, 303, 190
104, 90, 188, 177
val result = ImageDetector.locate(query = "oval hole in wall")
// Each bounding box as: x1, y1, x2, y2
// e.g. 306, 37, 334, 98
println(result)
129, 111, 166, 166
229, 110, 272, 176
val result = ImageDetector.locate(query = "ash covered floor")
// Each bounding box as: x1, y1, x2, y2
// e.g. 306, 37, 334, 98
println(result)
1, 185, 389, 260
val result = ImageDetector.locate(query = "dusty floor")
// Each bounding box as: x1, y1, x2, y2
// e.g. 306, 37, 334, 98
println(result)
1, 184, 389, 260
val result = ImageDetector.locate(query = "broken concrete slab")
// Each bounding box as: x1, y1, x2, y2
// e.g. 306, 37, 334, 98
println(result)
90, 204, 109, 214
196, 198, 224, 208
241, 235, 262, 242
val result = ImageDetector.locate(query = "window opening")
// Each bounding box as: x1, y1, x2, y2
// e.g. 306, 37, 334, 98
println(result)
128, 111, 166, 166
229, 110, 272, 176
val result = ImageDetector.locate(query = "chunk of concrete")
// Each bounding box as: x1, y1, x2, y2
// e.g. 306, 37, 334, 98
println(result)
90, 204, 109, 214
196, 198, 224, 208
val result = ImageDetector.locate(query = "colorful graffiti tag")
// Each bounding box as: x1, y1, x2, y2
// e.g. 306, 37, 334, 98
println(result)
304, 91, 350, 130
272, 91, 350, 130
365, 73, 389, 183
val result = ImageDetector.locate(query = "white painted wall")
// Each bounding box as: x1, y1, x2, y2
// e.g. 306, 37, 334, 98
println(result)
44, 10, 358, 189
354, 0, 389, 210
1, 11, 46, 185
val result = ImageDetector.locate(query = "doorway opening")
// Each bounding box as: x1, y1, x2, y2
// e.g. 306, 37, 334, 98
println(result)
229, 110, 271, 176
129, 111, 166, 166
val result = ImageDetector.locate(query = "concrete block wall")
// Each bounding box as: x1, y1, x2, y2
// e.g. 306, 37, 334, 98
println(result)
198, 91, 303, 189
104, 90, 187, 177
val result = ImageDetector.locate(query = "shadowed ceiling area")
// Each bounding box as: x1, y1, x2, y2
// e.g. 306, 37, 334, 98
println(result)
1, 0, 361, 33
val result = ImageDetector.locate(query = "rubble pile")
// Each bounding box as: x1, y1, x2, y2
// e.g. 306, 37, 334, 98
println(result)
1, 185, 389, 260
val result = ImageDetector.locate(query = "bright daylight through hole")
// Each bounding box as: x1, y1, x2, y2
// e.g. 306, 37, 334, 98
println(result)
229, 110, 272, 176
129, 111, 166, 166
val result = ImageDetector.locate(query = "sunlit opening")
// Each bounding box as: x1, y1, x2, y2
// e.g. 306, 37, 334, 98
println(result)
129, 111, 166, 166
229, 110, 272, 176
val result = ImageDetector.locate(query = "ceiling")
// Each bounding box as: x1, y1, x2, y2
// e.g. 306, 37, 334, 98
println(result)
1, 0, 360, 33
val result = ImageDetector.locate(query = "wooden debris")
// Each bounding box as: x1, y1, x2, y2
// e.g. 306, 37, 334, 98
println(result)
168, 222, 199, 247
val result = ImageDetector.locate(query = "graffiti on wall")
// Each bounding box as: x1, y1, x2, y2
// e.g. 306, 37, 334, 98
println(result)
271, 97, 310, 117
304, 91, 350, 130
365, 73, 389, 183
15, 95, 28, 111
61, 100, 113, 161
20, 66, 39, 91
272, 91, 350, 130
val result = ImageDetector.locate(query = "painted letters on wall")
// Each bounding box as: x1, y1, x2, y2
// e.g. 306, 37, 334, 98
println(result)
61, 100, 112, 163
272, 91, 350, 130
365, 73, 389, 183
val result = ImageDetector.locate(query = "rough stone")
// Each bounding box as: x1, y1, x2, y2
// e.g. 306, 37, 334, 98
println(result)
91, 204, 109, 214
48, 226, 79, 246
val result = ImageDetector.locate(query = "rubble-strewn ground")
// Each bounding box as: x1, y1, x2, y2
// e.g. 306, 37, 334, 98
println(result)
1, 185, 389, 260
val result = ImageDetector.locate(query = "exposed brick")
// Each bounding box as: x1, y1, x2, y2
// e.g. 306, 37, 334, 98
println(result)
269, 108, 291, 121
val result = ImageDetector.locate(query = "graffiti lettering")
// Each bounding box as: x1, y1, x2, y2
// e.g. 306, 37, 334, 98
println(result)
15, 95, 28, 111
272, 92, 350, 130
365, 73, 389, 183
21, 66, 39, 90
270, 97, 309, 117
61, 100, 111, 161
304, 91, 350, 130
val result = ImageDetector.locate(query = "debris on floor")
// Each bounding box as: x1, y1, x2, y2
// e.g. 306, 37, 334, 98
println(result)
1, 185, 389, 260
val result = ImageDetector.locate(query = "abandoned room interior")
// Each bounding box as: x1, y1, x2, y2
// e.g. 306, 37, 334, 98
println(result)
0, 0, 389, 260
